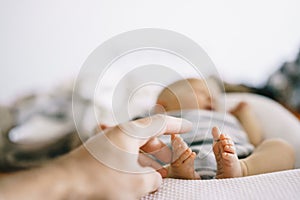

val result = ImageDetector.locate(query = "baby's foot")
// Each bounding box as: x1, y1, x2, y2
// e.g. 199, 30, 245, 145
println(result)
212, 127, 244, 179
230, 101, 263, 146
168, 134, 200, 180
230, 102, 252, 120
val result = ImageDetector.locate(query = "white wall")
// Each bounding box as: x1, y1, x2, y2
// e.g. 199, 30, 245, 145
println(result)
1, 0, 300, 103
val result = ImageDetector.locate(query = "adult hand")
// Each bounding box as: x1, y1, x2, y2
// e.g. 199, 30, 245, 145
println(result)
80, 114, 192, 199
0, 114, 192, 200
97, 114, 191, 178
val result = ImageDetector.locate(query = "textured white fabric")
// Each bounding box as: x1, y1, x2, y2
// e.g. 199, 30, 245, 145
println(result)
142, 169, 300, 200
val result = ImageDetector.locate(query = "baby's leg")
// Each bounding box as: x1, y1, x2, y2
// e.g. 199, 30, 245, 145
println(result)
231, 102, 263, 147
212, 127, 245, 178
240, 138, 295, 176
167, 134, 200, 179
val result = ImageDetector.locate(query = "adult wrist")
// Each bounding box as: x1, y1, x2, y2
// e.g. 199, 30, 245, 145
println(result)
0, 162, 73, 200
58, 146, 110, 199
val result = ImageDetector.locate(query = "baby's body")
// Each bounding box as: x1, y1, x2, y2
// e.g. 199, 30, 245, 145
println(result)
156, 78, 295, 179
160, 109, 253, 179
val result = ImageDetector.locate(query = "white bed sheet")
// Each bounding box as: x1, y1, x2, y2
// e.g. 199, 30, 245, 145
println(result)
142, 169, 300, 200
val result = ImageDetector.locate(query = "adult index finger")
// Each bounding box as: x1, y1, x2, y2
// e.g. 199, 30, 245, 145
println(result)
119, 114, 192, 147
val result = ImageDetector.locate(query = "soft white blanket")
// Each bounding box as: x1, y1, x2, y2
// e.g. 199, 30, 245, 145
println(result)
142, 169, 300, 200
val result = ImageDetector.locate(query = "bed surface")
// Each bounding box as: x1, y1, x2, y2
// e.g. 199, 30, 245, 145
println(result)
142, 169, 300, 200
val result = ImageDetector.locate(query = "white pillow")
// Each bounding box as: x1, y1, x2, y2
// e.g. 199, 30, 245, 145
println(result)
218, 93, 300, 168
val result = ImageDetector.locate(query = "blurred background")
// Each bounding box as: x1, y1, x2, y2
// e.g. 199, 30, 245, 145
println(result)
1, 0, 300, 171
1, 0, 300, 103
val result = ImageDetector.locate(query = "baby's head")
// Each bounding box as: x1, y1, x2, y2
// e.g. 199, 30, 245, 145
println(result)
156, 78, 217, 112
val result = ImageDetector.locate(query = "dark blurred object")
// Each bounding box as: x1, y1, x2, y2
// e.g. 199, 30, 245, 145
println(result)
224, 49, 300, 117
224, 83, 256, 93
0, 83, 92, 172
260, 49, 300, 113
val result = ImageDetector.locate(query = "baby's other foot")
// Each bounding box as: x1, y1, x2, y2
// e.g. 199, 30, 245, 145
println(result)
212, 127, 243, 179
230, 102, 251, 119
168, 134, 200, 180
230, 101, 263, 146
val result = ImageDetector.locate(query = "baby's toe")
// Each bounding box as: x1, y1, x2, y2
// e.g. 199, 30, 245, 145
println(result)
172, 135, 187, 149
184, 152, 197, 165
212, 127, 221, 141
220, 135, 234, 146
222, 152, 236, 161
172, 148, 192, 166
172, 135, 188, 158
224, 144, 236, 154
